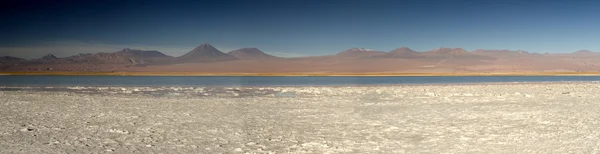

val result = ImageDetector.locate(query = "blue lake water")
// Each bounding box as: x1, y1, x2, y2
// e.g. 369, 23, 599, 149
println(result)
2, 75, 600, 87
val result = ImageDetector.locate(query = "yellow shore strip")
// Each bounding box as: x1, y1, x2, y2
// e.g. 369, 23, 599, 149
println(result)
3, 71, 600, 76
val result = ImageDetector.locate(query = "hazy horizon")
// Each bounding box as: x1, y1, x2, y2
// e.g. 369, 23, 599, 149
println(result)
2, 0, 599, 59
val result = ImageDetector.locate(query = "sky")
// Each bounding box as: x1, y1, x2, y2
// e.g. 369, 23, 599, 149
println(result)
1, 0, 599, 59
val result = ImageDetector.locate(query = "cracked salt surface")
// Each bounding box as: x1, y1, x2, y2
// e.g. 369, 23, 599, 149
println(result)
1, 82, 600, 153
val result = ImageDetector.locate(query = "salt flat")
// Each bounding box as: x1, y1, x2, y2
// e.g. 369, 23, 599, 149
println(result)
1, 83, 600, 153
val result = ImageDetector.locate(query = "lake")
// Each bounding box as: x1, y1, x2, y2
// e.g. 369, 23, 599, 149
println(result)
2, 75, 600, 87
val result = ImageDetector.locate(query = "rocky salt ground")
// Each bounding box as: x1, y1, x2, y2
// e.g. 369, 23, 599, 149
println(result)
2, 83, 600, 153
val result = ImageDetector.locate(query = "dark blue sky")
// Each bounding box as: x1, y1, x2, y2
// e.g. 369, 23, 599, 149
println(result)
1, 0, 599, 58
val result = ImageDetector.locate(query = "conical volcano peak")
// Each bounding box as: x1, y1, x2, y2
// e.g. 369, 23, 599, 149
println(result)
176, 43, 237, 62
391, 47, 416, 53
189, 43, 220, 53
187, 43, 220, 53
227, 48, 279, 60
40, 53, 58, 60
197, 43, 215, 49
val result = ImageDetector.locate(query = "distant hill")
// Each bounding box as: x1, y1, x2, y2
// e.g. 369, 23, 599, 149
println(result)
376, 47, 421, 58
336, 48, 385, 57
427, 48, 469, 55
420, 48, 495, 61
54, 48, 173, 65
0, 56, 26, 68
112, 48, 173, 64
0, 56, 25, 61
25, 53, 60, 65
574, 50, 593, 54
0, 56, 25, 64
39, 54, 59, 60
3, 44, 600, 73
472, 49, 533, 58
176, 44, 237, 62
115, 48, 170, 58
571, 50, 599, 57
227, 48, 280, 60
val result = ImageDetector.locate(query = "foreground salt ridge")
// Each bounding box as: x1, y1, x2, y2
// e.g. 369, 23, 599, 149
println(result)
2, 83, 600, 153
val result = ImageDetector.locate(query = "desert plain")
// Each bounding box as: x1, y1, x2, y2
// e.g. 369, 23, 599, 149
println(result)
2, 82, 600, 153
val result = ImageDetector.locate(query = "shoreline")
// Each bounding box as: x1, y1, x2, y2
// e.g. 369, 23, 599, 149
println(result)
3, 71, 600, 76
1, 81, 596, 89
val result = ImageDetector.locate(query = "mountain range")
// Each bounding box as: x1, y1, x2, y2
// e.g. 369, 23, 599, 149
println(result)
1, 43, 599, 73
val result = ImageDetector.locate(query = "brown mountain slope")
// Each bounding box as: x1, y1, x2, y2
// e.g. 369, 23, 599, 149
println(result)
2, 49, 173, 71
0, 56, 26, 68
0, 56, 25, 62
54, 48, 172, 65
113, 48, 173, 64
25, 53, 60, 65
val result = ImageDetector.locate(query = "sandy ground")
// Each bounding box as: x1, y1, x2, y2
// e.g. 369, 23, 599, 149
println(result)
2, 83, 600, 153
